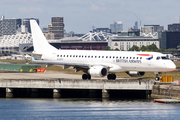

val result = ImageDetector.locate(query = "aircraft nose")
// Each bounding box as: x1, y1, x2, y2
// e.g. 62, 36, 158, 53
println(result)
167, 62, 176, 71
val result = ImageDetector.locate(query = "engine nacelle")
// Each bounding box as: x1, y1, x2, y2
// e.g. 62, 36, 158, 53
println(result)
126, 71, 145, 77
88, 67, 108, 77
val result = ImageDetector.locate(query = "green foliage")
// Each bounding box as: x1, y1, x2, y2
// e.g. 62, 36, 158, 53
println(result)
114, 48, 120, 51
128, 44, 166, 52
102, 46, 111, 50
128, 45, 140, 51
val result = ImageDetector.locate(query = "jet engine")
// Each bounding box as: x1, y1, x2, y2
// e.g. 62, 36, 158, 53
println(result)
126, 71, 145, 77
88, 67, 108, 77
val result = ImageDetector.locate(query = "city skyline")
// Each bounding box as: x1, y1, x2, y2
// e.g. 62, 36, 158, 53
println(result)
1, 0, 180, 33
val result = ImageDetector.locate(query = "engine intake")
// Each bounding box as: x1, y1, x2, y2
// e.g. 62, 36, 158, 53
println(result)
126, 71, 145, 77
88, 67, 108, 77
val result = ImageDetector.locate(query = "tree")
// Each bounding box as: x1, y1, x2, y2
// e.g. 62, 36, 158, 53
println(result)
147, 44, 158, 51
128, 45, 139, 51
114, 48, 120, 51
140, 45, 148, 51
102, 46, 111, 51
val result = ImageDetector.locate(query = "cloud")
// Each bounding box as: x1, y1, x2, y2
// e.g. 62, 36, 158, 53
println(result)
18, 7, 43, 13
90, 4, 107, 11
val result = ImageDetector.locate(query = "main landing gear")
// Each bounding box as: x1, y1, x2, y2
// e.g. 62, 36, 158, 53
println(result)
107, 73, 116, 80
155, 72, 161, 81
82, 74, 91, 80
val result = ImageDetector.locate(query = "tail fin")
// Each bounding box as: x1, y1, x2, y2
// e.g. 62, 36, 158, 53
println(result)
30, 20, 57, 54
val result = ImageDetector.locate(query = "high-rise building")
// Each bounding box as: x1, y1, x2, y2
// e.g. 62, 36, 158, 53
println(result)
50, 17, 64, 39
110, 21, 123, 34
23, 18, 39, 33
168, 23, 180, 31
134, 21, 138, 29
0, 16, 21, 36
158, 30, 180, 49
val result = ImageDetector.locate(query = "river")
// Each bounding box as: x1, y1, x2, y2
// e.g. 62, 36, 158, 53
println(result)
0, 98, 180, 120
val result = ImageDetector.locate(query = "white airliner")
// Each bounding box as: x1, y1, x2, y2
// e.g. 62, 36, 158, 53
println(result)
29, 20, 176, 80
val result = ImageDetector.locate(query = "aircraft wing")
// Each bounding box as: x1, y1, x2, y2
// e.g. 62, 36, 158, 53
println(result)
5, 50, 42, 60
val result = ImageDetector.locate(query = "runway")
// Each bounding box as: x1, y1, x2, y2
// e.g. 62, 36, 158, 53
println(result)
0, 71, 108, 80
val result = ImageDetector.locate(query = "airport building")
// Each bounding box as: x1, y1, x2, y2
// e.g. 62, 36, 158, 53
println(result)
110, 31, 159, 51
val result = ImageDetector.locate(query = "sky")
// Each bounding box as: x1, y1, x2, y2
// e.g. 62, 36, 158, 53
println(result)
1, 0, 180, 33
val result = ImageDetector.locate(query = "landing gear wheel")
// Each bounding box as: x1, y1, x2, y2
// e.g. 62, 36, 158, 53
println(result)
155, 77, 160, 81
82, 74, 91, 80
107, 74, 116, 80
87, 74, 91, 80
82, 74, 87, 80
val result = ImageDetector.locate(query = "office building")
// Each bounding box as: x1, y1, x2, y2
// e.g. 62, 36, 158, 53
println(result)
134, 21, 138, 29
158, 30, 180, 49
50, 17, 64, 39
168, 23, 180, 31
0, 16, 21, 36
93, 28, 111, 33
140, 25, 164, 35
110, 21, 123, 33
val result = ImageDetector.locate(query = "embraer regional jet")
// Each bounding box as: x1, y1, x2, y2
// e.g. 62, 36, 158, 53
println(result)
30, 20, 176, 80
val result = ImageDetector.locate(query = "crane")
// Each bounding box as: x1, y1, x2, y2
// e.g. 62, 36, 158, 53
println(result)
134, 13, 141, 29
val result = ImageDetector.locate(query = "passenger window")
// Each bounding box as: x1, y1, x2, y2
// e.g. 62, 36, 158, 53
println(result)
91, 56, 93, 58
99, 56, 100, 58
95, 56, 97, 58
64, 55, 65, 57
102, 56, 104, 58
73, 55, 75, 57
70, 55, 72, 57
140, 57, 142, 59
67, 55, 68, 57
106, 56, 108, 58
113, 56, 115, 58
123, 57, 125, 59
116, 56, 118, 58
130, 57, 131, 59
57, 55, 59, 57
76, 55, 78, 57
109, 56, 111, 58
79, 55, 81, 57
85, 56, 87, 58
120, 57, 121, 59
88, 56, 90, 58
156, 57, 160, 60
133, 57, 135, 59
126, 57, 128, 59
60, 55, 62, 57
82, 55, 83, 58
137, 57, 138, 59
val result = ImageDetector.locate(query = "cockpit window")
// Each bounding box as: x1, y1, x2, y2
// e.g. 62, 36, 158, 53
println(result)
161, 56, 168, 60
156, 57, 160, 60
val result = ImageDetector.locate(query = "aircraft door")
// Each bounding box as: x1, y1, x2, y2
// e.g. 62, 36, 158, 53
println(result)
52, 53, 56, 61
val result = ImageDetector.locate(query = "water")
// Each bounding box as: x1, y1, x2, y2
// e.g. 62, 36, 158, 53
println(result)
0, 98, 180, 120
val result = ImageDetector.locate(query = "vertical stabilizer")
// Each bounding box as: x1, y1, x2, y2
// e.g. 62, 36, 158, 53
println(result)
30, 20, 57, 54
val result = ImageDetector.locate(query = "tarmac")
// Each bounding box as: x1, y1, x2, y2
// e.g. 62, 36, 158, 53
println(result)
0, 71, 109, 80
